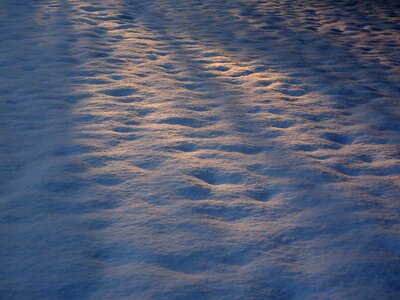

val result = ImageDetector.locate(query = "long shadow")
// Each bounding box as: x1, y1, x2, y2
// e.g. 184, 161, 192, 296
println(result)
123, 0, 400, 162
111, 0, 400, 298
3, 0, 394, 298
163, 0, 399, 93
0, 1, 105, 299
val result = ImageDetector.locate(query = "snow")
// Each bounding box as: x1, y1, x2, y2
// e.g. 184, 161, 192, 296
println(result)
1, 0, 400, 299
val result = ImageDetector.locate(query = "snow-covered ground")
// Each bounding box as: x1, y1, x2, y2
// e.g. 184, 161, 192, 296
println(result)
1, 0, 399, 299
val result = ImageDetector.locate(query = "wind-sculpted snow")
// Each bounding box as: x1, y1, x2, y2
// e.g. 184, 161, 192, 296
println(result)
1, 0, 399, 299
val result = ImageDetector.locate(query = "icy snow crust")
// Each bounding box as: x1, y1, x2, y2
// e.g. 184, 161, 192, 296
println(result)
1, 0, 400, 299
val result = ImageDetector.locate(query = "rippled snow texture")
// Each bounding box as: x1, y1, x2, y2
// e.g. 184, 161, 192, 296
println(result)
1, 0, 400, 299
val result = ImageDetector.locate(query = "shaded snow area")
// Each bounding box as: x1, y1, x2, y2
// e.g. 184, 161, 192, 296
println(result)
1, 0, 400, 299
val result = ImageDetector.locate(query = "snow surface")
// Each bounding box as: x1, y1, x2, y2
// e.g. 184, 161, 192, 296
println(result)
1, 0, 400, 299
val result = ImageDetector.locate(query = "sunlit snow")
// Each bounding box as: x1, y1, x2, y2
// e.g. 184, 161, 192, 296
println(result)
1, 0, 399, 299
